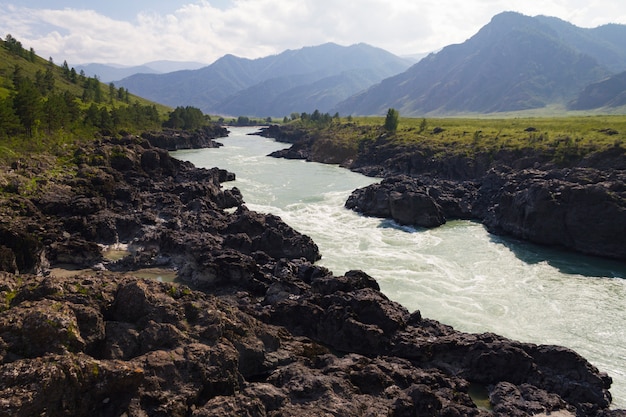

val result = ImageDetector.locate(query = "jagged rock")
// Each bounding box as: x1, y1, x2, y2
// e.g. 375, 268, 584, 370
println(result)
489, 382, 571, 416
0, 246, 17, 274
0, 353, 144, 417
0, 266, 618, 415
0, 227, 44, 274
1, 135, 319, 280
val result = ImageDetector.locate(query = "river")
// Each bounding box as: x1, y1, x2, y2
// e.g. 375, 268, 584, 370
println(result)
172, 126, 626, 408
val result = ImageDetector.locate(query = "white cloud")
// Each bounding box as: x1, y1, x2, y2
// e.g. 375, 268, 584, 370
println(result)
0, 0, 625, 65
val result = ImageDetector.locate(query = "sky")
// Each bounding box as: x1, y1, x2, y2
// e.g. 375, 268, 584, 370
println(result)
1, 0, 626, 66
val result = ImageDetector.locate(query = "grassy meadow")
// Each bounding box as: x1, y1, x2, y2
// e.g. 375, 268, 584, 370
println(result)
305, 114, 626, 163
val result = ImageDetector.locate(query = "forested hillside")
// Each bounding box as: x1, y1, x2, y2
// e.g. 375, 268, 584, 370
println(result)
0, 34, 171, 157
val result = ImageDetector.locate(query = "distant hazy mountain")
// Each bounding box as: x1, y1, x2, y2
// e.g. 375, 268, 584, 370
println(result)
74, 61, 206, 83
569, 71, 626, 110
532, 17, 626, 72
335, 12, 626, 116
116, 43, 412, 116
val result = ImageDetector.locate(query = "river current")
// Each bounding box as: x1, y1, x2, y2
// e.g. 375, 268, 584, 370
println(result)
172, 126, 626, 408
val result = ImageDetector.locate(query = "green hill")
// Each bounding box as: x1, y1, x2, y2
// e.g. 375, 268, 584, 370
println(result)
0, 34, 172, 163
0, 36, 167, 110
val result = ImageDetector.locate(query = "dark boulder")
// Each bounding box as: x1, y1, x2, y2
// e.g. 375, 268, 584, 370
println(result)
346, 176, 447, 228
226, 206, 320, 262
476, 168, 626, 259
0, 227, 44, 274
389, 190, 445, 227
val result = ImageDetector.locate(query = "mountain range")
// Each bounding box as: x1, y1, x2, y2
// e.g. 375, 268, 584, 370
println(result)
335, 12, 626, 116
116, 43, 412, 117
74, 61, 207, 83
111, 12, 626, 117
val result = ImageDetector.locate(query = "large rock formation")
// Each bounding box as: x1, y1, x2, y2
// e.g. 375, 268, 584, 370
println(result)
344, 167, 626, 260
345, 175, 476, 228
0, 133, 623, 415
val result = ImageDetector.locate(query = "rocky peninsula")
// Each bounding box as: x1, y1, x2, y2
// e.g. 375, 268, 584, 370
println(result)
260, 124, 626, 262
0, 128, 624, 416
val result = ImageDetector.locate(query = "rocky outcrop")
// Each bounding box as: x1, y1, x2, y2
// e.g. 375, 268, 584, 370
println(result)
344, 167, 626, 260
474, 167, 626, 260
0, 132, 623, 415
256, 124, 309, 145
140, 124, 229, 150
0, 135, 319, 278
345, 175, 477, 228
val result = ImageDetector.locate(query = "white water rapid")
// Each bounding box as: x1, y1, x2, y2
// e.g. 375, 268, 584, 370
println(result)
172, 126, 626, 408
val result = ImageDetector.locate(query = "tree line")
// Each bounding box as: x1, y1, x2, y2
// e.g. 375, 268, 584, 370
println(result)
0, 63, 160, 137
3, 34, 36, 63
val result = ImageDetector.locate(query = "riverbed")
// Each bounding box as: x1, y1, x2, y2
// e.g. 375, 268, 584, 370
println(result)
173, 126, 626, 407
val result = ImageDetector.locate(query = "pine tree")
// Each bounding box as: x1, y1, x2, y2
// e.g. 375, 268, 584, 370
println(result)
0, 97, 22, 136
62, 60, 71, 79
384, 108, 399, 133
43, 93, 70, 132
69, 67, 77, 83
12, 78, 42, 136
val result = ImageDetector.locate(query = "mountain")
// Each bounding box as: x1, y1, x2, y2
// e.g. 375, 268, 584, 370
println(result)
533, 17, 626, 72
335, 12, 626, 116
569, 71, 626, 110
116, 43, 412, 116
74, 61, 206, 83
143, 60, 207, 73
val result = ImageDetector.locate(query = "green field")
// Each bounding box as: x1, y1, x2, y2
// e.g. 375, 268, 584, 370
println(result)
309, 114, 625, 159
351, 115, 624, 147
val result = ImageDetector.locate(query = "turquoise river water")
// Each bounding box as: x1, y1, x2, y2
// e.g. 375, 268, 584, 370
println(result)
172, 126, 626, 408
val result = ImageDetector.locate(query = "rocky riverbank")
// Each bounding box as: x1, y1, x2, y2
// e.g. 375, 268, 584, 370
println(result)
0, 130, 624, 415
259, 125, 626, 262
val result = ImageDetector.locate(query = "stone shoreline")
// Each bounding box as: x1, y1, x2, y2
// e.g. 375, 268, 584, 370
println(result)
0, 130, 624, 416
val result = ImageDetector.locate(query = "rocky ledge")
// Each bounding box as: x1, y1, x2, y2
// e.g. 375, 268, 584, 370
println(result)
140, 124, 229, 151
0, 133, 624, 416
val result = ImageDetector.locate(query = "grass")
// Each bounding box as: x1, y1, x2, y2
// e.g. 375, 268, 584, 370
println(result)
280, 114, 625, 170
328, 115, 626, 157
